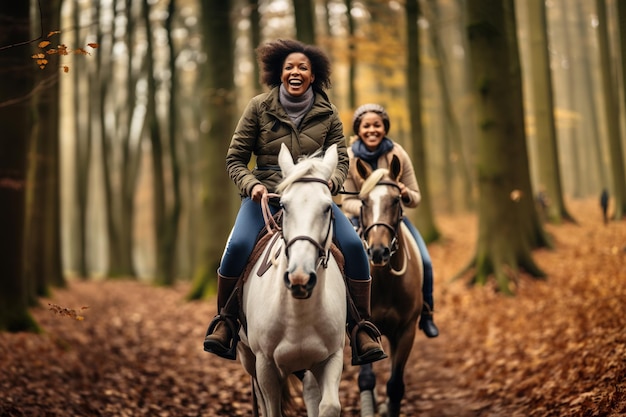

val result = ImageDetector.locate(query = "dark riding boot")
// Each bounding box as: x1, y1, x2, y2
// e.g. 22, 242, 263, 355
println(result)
420, 258, 439, 338
347, 278, 388, 366
203, 272, 240, 360
419, 303, 439, 338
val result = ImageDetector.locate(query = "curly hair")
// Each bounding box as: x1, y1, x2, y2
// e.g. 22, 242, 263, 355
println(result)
256, 39, 332, 92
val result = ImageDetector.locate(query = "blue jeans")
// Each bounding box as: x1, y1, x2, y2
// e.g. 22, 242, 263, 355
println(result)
402, 218, 434, 308
219, 198, 370, 280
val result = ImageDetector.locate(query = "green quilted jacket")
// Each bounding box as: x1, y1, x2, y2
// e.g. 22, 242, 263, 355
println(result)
226, 87, 349, 197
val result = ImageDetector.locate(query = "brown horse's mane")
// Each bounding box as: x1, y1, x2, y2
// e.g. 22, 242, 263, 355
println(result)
359, 168, 389, 199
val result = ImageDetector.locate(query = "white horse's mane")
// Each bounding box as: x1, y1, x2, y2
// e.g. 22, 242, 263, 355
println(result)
359, 168, 389, 199
276, 150, 331, 193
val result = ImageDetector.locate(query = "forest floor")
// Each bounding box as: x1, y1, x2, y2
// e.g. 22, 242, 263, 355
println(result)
1, 198, 625, 417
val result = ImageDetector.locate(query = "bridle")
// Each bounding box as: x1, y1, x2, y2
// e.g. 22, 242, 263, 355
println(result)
359, 180, 404, 258
262, 177, 334, 270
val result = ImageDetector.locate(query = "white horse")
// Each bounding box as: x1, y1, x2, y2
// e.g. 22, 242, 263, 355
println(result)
237, 143, 347, 417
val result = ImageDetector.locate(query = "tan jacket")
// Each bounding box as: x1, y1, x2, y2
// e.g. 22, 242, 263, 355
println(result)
342, 142, 421, 217
226, 87, 348, 197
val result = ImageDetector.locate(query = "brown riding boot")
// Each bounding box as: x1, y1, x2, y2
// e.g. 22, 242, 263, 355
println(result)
203, 272, 240, 360
347, 277, 388, 366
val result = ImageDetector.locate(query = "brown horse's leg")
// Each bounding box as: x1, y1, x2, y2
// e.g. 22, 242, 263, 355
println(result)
386, 322, 417, 417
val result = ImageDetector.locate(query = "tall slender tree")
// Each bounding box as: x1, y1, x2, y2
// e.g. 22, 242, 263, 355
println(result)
406, 0, 440, 242
293, 0, 316, 44
425, 0, 475, 213
99, 0, 137, 278
345, 0, 357, 110
189, 0, 237, 299
463, 0, 550, 294
609, 0, 626, 219
571, 0, 607, 196
0, 0, 39, 331
155, 0, 183, 286
249, 0, 261, 93
525, 0, 573, 223
559, 0, 605, 196
72, 0, 92, 279
24, 0, 65, 299
595, 0, 624, 214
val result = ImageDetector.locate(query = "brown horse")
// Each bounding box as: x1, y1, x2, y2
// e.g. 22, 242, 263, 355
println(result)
351, 156, 423, 417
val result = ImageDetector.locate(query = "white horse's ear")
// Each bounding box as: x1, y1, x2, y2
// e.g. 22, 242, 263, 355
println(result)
322, 144, 338, 177
278, 143, 295, 176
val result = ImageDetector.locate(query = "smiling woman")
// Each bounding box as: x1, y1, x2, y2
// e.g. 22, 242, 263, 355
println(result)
201, 39, 387, 370
281, 52, 314, 94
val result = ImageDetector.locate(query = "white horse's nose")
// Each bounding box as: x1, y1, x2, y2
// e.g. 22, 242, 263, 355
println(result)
287, 267, 310, 287
284, 270, 317, 299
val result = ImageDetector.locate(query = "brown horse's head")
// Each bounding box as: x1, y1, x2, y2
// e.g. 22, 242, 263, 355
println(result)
355, 155, 403, 266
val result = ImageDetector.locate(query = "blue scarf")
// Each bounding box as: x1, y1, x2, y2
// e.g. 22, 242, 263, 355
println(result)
351, 137, 394, 170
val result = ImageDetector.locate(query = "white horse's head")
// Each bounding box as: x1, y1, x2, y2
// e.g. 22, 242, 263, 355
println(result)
276, 143, 338, 299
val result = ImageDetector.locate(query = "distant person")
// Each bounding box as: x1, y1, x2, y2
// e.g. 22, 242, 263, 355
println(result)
600, 189, 609, 225
536, 187, 549, 221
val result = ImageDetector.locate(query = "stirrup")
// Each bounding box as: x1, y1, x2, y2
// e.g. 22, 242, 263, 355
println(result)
349, 320, 388, 366
203, 314, 240, 360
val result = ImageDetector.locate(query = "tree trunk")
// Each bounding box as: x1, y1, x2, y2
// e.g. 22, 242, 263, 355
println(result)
572, 0, 607, 196
189, 0, 237, 299
559, 0, 603, 197
525, 0, 573, 223
24, 0, 65, 300
142, 0, 169, 283
98, 0, 136, 278
293, 0, 316, 44
155, 0, 183, 286
596, 0, 626, 219
405, 0, 440, 243
610, 0, 626, 218
426, 0, 475, 213
249, 0, 261, 94
72, 0, 91, 279
0, 0, 39, 332
464, 0, 550, 294
345, 0, 356, 110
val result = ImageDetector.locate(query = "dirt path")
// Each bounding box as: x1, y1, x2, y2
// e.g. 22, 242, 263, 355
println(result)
1, 198, 624, 416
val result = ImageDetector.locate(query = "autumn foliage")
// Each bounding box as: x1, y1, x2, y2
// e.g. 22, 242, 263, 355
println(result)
30, 31, 98, 72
